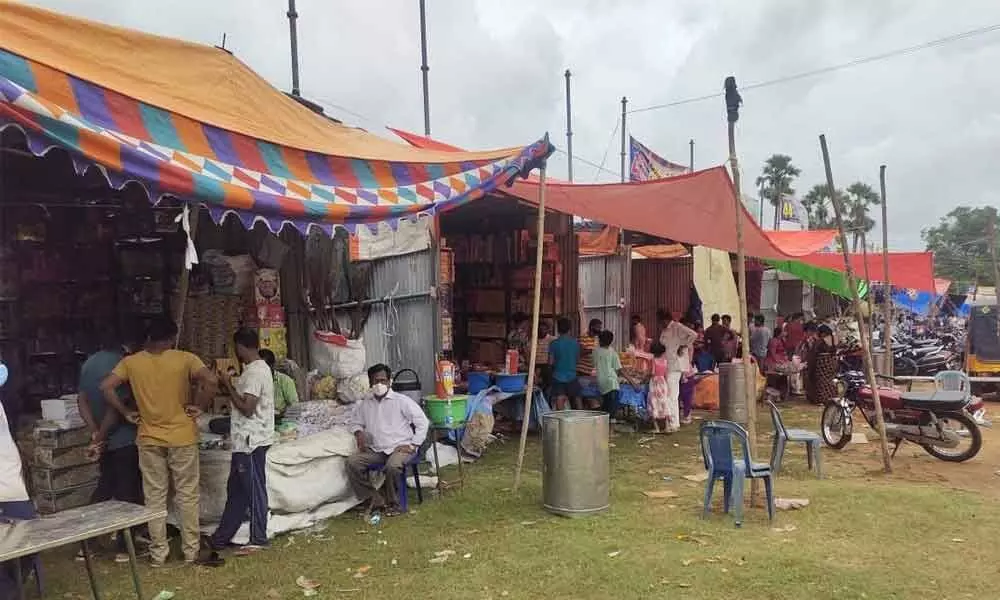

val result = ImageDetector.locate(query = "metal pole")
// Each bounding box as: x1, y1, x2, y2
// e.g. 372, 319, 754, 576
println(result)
620, 97, 628, 183
513, 166, 548, 492
820, 134, 892, 473
287, 0, 300, 96
879, 165, 892, 376
419, 0, 431, 136
689, 139, 695, 172
724, 77, 757, 478
565, 69, 574, 182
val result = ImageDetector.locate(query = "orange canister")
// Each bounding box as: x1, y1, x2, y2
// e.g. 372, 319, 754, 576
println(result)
505, 349, 519, 374
435, 360, 455, 397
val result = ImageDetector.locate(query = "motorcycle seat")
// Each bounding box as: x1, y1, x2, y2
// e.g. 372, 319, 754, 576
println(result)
860, 386, 904, 410
899, 390, 968, 412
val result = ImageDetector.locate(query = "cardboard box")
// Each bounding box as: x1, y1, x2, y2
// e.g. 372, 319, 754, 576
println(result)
31, 463, 99, 492
260, 327, 287, 360
35, 481, 98, 514
254, 269, 281, 305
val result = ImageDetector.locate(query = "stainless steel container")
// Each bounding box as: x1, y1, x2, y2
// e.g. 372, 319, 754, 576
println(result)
872, 350, 890, 377
541, 410, 609, 517
718, 362, 750, 424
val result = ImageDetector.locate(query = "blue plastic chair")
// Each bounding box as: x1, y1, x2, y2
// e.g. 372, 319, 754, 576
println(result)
934, 370, 971, 398
365, 451, 424, 513
699, 420, 775, 526
767, 400, 823, 478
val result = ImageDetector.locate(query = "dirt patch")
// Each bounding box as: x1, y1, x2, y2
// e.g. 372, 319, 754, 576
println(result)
820, 412, 1000, 498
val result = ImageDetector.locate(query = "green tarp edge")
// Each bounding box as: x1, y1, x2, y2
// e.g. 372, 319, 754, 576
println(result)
764, 259, 869, 299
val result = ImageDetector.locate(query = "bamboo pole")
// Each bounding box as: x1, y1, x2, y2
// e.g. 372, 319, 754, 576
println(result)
724, 78, 757, 467
173, 203, 200, 348
879, 165, 892, 376
513, 166, 548, 492
820, 135, 892, 473
991, 210, 1000, 330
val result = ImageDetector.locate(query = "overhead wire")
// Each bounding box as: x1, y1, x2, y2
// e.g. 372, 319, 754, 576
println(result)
629, 23, 1000, 115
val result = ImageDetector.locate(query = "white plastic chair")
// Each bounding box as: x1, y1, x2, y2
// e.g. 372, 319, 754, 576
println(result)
933, 370, 970, 399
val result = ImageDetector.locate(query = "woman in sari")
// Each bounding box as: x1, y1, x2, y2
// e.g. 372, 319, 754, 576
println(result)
805, 324, 838, 405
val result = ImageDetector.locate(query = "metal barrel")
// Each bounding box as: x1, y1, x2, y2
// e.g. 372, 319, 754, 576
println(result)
541, 410, 609, 517
718, 362, 750, 424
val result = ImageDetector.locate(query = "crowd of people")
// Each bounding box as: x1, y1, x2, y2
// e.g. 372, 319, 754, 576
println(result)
506, 308, 847, 436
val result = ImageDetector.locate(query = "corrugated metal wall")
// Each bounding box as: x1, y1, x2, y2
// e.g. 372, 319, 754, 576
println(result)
630, 257, 694, 333
777, 279, 805, 318
557, 217, 579, 333
579, 253, 629, 348
360, 250, 436, 394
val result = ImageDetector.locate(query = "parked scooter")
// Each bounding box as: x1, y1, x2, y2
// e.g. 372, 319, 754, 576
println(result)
821, 361, 983, 462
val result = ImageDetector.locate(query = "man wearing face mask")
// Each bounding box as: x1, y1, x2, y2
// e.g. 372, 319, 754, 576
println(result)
346, 364, 429, 516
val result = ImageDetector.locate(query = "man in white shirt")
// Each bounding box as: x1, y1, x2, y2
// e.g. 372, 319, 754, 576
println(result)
347, 364, 429, 515
1, 362, 39, 596
210, 328, 275, 551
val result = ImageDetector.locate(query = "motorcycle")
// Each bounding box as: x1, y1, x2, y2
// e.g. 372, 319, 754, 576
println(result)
821, 363, 983, 462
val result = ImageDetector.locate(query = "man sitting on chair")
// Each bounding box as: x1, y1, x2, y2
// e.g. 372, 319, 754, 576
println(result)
346, 364, 429, 516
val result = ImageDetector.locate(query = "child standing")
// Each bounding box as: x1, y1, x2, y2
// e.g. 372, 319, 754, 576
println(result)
676, 344, 696, 425
646, 342, 675, 433
593, 330, 637, 421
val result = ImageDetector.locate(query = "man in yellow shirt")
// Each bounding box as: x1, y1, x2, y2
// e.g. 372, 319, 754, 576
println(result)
101, 316, 217, 567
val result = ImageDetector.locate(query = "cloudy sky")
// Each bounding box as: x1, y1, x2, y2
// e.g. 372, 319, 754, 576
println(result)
29, 0, 1000, 249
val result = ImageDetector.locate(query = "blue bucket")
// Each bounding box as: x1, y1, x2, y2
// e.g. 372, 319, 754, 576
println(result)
467, 371, 491, 394
496, 373, 528, 393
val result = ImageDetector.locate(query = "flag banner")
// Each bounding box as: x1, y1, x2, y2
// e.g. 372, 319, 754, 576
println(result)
779, 194, 809, 226
629, 136, 690, 181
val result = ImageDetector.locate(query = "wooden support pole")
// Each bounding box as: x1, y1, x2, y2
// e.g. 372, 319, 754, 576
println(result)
513, 166, 548, 492
173, 203, 200, 348
879, 165, 892, 376
990, 209, 1000, 329
724, 78, 757, 473
820, 135, 892, 473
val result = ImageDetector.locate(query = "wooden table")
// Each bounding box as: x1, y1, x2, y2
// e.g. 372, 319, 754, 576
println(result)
0, 500, 165, 600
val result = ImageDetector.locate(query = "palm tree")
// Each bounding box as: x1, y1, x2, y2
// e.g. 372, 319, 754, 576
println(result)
843, 182, 881, 251
801, 183, 838, 230
755, 154, 801, 230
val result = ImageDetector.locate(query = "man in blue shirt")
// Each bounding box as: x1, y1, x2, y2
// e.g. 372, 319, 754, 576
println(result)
77, 332, 144, 558
548, 317, 580, 411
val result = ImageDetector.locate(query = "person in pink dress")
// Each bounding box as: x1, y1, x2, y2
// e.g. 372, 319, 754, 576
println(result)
646, 342, 674, 433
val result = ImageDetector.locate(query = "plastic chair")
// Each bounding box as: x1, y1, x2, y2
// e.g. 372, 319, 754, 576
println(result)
699, 420, 775, 526
365, 449, 424, 512
0, 500, 43, 596
767, 400, 823, 478
934, 370, 971, 398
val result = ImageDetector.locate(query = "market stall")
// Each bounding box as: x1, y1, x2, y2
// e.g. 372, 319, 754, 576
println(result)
1, 2, 553, 529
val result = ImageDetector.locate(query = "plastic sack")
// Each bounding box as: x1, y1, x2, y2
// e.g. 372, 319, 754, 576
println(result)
337, 373, 370, 405
311, 330, 366, 378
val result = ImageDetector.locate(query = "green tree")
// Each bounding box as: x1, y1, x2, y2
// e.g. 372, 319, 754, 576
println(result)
755, 154, 801, 229
801, 183, 838, 230
922, 206, 999, 286
843, 182, 881, 252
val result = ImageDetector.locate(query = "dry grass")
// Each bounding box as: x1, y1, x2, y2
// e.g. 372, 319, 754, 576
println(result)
40, 403, 1000, 600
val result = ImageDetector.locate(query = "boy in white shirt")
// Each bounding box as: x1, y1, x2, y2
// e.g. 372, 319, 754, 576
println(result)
210, 329, 275, 552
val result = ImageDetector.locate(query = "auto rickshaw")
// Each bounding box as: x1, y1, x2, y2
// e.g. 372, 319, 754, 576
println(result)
966, 301, 1000, 396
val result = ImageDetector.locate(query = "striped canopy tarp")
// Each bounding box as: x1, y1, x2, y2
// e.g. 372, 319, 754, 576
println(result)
0, 3, 552, 236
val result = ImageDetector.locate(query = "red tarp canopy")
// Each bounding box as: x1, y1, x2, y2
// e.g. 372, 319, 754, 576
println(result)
389, 128, 835, 261
800, 252, 935, 292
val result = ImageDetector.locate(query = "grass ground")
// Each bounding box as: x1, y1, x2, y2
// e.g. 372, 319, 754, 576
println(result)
40, 402, 1000, 600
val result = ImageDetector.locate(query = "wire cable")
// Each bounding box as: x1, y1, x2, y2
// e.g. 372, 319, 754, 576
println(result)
629, 23, 1000, 115
592, 121, 621, 181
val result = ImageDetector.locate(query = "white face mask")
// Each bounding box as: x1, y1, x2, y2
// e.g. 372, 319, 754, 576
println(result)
372, 383, 389, 398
